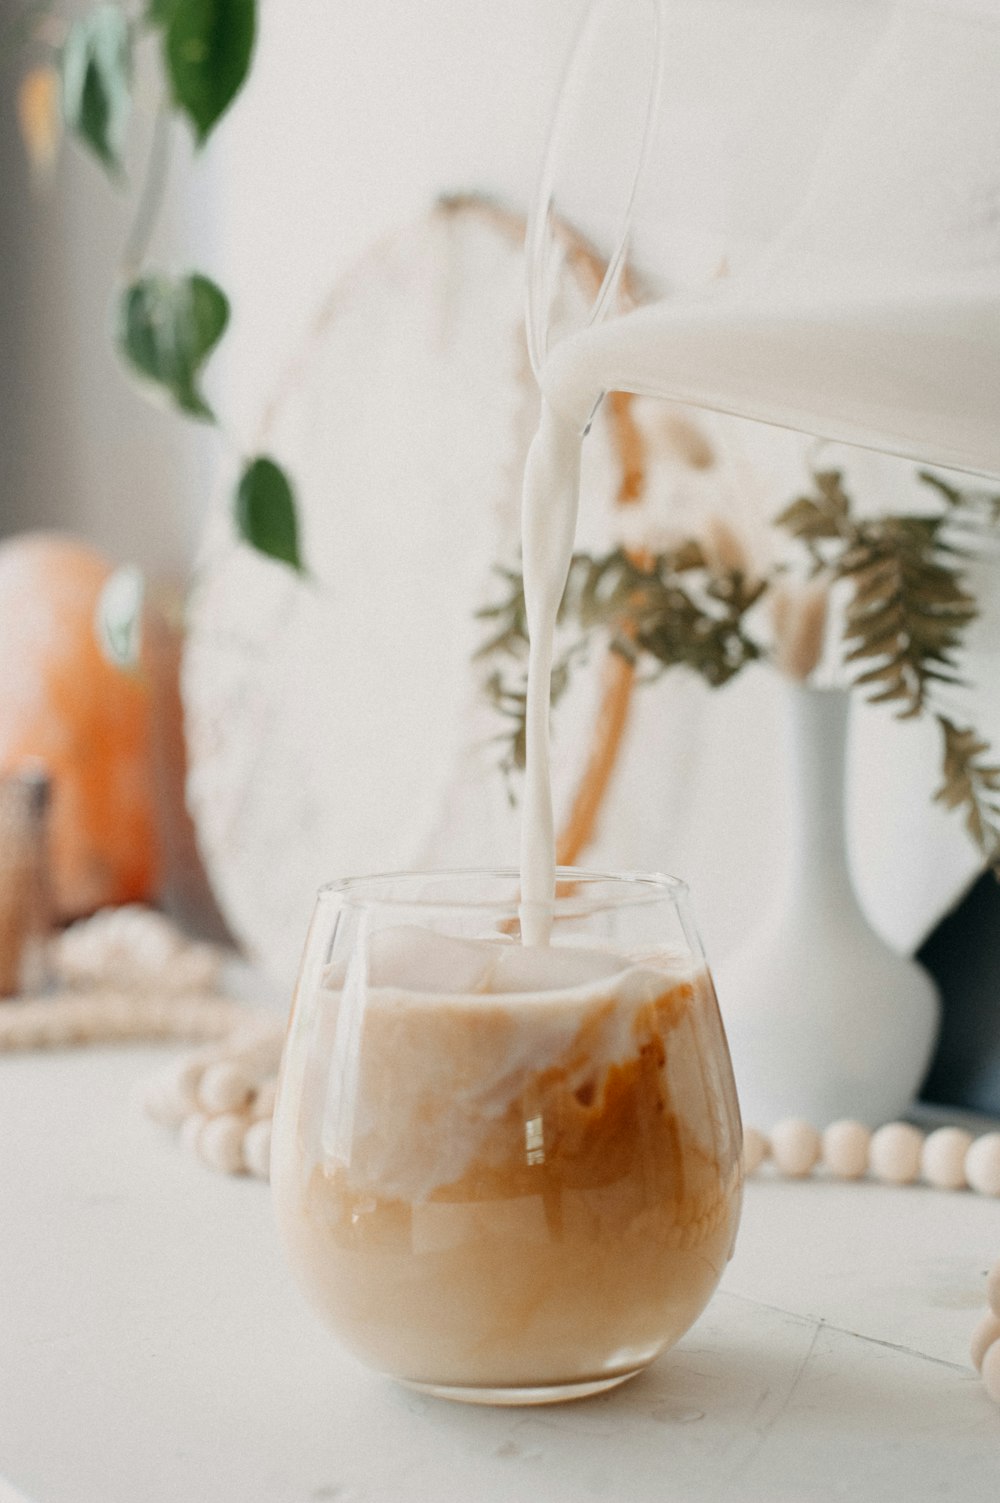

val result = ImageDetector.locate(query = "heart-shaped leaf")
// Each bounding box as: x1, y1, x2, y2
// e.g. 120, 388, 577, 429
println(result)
152, 0, 256, 146
235, 457, 304, 572
117, 273, 229, 419
60, 4, 131, 175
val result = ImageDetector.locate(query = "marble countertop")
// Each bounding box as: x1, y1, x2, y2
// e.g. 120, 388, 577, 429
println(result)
1, 1044, 997, 1503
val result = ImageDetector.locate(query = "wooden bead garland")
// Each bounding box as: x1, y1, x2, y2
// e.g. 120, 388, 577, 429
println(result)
744, 1117, 1000, 1196
138, 1020, 283, 1180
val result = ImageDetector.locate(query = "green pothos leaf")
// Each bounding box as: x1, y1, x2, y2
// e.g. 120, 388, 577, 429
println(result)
60, 3, 131, 175
234, 457, 304, 572
117, 273, 229, 419
151, 0, 256, 146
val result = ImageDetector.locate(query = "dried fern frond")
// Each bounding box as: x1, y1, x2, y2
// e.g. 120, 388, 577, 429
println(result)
478, 466, 999, 877
477, 546, 762, 773
774, 469, 852, 551
775, 470, 978, 718
935, 717, 1000, 873
918, 469, 1000, 526
839, 515, 977, 718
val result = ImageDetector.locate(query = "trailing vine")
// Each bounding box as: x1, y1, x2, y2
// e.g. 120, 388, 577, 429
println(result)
9, 0, 302, 619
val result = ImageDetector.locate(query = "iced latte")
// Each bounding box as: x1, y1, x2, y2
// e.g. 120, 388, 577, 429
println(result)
272, 906, 742, 1403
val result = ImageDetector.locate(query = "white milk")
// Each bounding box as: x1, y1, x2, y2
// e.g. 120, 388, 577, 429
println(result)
518, 401, 583, 944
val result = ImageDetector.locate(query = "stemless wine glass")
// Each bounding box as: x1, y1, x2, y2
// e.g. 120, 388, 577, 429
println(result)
271, 869, 742, 1405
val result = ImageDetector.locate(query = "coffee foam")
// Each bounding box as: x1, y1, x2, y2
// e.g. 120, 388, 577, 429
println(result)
324, 924, 689, 1001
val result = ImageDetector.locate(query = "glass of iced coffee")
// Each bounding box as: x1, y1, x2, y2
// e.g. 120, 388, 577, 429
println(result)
271, 870, 742, 1405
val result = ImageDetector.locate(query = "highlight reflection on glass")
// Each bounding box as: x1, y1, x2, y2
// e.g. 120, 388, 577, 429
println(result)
271, 870, 742, 1405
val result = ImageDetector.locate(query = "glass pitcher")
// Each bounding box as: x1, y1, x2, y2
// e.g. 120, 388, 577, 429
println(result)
528, 0, 1000, 478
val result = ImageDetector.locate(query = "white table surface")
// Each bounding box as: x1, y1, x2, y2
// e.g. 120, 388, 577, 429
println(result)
1, 1044, 998, 1503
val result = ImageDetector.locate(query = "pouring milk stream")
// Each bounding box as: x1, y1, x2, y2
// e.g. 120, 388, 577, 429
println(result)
517, 0, 1000, 945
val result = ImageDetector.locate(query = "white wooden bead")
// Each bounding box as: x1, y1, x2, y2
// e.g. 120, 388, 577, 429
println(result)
869, 1122, 923, 1185
199, 1114, 246, 1174
180, 1112, 209, 1156
243, 1118, 272, 1180
920, 1126, 973, 1190
250, 1077, 277, 1122
982, 1338, 1000, 1404
965, 1134, 1000, 1196
970, 1310, 1000, 1372
138, 1076, 189, 1127
169, 1059, 205, 1112
770, 1119, 821, 1178
822, 1120, 871, 1180
987, 1262, 1000, 1319
742, 1127, 767, 1175
198, 1061, 254, 1115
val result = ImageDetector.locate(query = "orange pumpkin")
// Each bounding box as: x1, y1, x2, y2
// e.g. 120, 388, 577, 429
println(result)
0, 532, 160, 919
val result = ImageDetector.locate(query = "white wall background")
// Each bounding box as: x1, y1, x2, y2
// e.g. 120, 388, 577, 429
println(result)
212, 1, 597, 456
